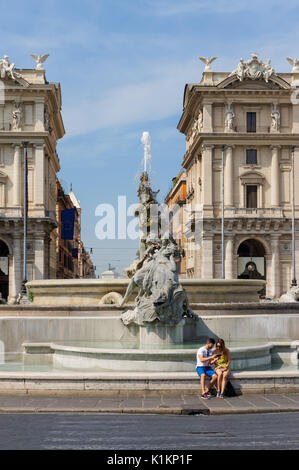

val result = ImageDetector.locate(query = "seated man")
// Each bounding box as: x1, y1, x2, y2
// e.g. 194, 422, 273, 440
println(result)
196, 338, 218, 399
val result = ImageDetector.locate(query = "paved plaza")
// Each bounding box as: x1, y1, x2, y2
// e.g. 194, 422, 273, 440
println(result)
0, 411, 298, 450
0, 392, 299, 415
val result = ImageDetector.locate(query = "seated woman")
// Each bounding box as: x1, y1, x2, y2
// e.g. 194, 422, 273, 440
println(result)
210, 338, 231, 399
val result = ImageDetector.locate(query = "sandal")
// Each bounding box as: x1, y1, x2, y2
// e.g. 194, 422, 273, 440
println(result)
220, 393, 224, 399
217, 390, 221, 398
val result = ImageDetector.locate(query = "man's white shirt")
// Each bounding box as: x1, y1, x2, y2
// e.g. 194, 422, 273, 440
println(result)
196, 346, 213, 367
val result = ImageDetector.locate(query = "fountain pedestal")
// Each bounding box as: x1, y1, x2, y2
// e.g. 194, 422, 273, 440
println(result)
139, 320, 185, 348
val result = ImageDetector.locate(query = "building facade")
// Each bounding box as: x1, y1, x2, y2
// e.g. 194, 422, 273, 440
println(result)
56, 180, 80, 279
177, 54, 299, 298
80, 246, 96, 279
0, 55, 64, 302
56, 180, 96, 279
165, 170, 187, 276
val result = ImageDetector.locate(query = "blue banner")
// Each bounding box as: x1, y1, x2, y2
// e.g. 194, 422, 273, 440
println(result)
61, 208, 75, 240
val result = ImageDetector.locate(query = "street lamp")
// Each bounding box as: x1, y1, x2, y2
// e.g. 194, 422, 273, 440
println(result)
291, 145, 297, 287
221, 145, 225, 279
20, 142, 29, 298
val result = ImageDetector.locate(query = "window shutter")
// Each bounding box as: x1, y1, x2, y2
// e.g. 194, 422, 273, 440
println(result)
246, 186, 258, 208
246, 149, 257, 165
247, 112, 256, 132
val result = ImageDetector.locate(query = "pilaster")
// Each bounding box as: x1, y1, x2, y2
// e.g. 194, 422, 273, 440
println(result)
271, 146, 280, 207
12, 144, 21, 206
224, 145, 234, 207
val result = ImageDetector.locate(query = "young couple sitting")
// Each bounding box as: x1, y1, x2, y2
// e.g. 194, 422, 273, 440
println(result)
196, 337, 231, 399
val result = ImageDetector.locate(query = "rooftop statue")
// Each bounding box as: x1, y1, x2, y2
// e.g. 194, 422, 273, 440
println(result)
230, 53, 275, 83
286, 57, 299, 73
0, 55, 28, 88
30, 53, 50, 70
0, 55, 20, 81
199, 56, 217, 72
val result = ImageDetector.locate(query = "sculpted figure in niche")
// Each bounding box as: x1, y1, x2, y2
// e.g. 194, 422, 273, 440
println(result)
12, 102, 23, 130
271, 105, 280, 131
225, 104, 235, 132
197, 110, 203, 132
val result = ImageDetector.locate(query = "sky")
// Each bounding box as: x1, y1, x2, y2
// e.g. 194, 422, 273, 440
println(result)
2, 0, 299, 276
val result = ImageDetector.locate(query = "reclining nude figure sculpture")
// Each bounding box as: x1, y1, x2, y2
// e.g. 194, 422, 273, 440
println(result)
121, 238, 190, 326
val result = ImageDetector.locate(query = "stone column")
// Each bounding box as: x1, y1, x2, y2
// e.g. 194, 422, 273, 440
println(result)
271, 146, 280, 207
34, 237, 45, 280
8, 234, 22, 303
34, 144, 45, 215
225, 235, 234, 279
270, 235, 281, 298
224, 145, 234, 207
201, 234, 214, 279
12, 145, 21, 206
202, 145, 213, 213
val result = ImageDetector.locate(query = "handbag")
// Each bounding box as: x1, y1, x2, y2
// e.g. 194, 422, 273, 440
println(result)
224, 380, 237, 397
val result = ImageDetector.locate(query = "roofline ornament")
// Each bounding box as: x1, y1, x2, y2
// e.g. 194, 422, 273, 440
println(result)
286, 57, 299, 73
0, 55, 29, 88
230, 53, 275, 83
199, 56, 217, 72
30, 54, 50, 70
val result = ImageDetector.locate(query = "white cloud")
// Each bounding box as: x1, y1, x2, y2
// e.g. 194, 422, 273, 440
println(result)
144, 0, 299, 16
62, 58, 200, 136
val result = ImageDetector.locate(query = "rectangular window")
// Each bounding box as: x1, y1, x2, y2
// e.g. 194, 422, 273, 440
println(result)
246, 149, 257, 165
247, 112, 256, 132
246, 185, 258, 208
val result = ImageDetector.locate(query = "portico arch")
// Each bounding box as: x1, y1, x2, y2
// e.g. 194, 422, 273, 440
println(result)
237, 238, 268, 296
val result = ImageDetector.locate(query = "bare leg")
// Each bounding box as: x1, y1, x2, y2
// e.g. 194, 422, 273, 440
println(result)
216, 368, 223, 395
221, 370, 230, 395
206, 374, 217, 393
200, 374, 206, 395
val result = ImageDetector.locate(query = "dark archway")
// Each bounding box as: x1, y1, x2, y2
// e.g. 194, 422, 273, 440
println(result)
237, 239, 266, 258
0, 240, 9, 301
237, 239, 266, 296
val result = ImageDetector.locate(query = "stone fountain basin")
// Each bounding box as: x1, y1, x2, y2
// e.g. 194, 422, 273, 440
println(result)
26, 278, 266, 306
22, 340, 297, 373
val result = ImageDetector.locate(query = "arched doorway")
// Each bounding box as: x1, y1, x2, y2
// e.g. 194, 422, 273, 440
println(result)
0, 240, 9, 301
237, 239, 266, 286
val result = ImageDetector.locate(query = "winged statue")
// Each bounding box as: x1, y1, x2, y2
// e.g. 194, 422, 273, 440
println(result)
199, 56, 217, 72
286, 57, 299, 73
30, 54, 50, 70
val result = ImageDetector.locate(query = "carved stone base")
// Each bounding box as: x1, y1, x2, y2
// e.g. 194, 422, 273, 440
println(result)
139, 320, 185, 348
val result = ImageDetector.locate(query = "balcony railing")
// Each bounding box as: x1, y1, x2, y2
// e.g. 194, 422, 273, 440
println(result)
0, 207, 22, 217
225, 207, 284, 218
233, 125, 271, 133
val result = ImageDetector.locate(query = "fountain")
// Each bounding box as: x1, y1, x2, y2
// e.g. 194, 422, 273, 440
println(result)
0, 132, 298, 395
